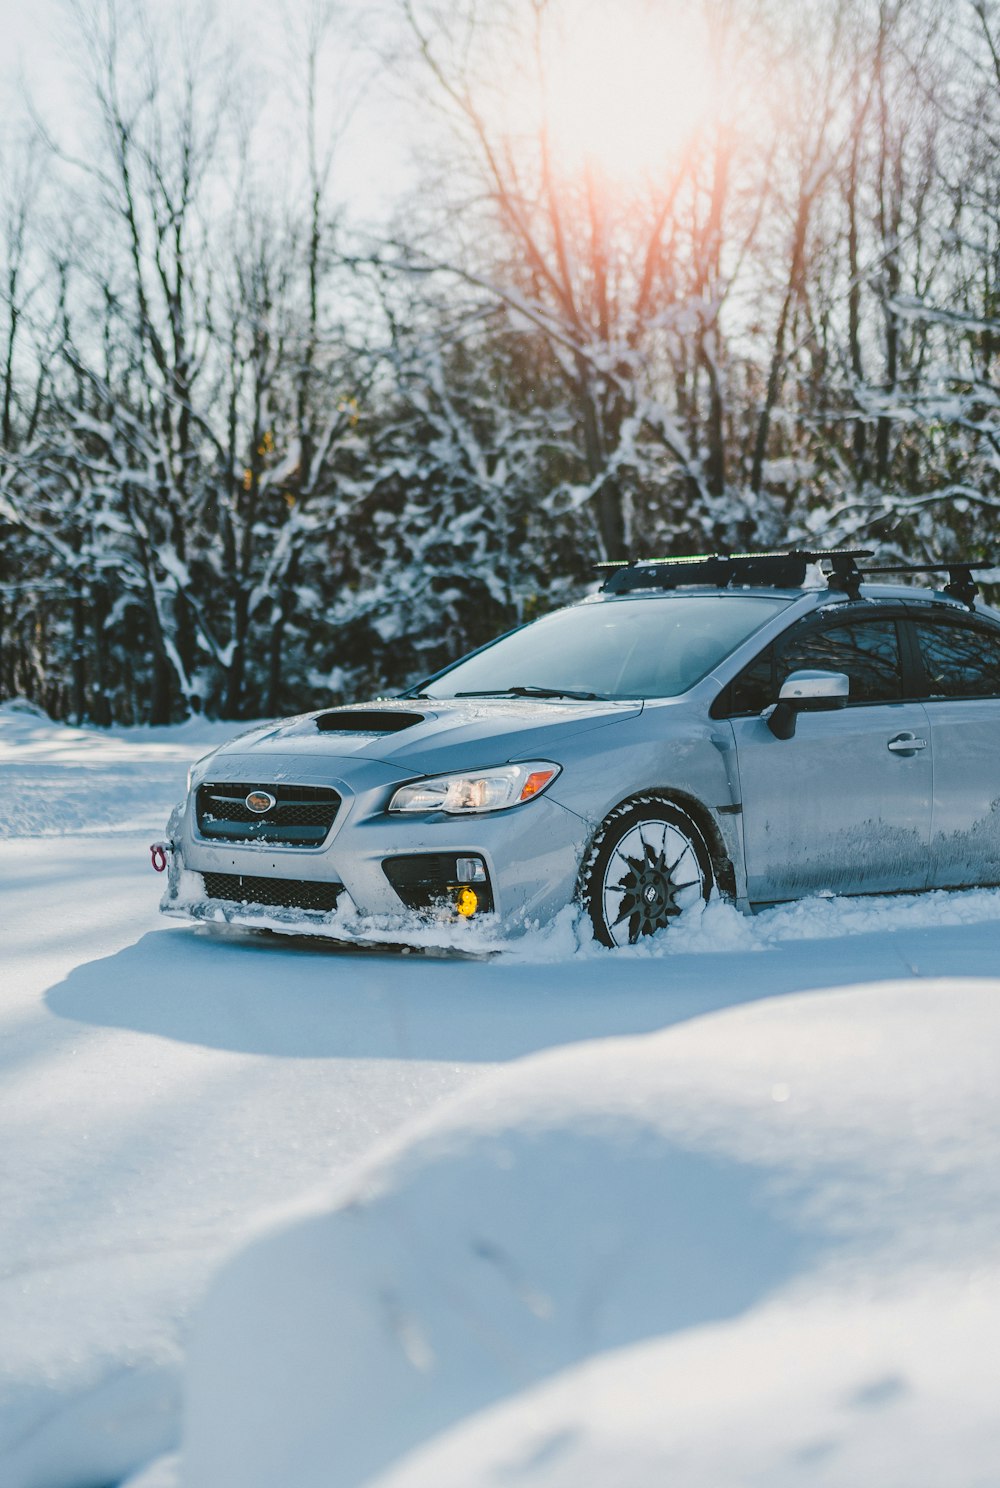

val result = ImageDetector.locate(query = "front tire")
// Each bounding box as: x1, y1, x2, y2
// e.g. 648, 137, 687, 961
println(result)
582, 797, 714, 948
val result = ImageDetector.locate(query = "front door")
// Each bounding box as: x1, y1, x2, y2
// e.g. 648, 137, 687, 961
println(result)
732, 703, 933, 901
721, 613, 933, 902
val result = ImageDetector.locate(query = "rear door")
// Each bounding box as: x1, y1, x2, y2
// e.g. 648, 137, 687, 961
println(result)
907, 610, 1000, 887
722, 612, 933, 902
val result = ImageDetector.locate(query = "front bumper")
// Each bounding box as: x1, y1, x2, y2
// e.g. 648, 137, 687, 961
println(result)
161, 761, 589, 937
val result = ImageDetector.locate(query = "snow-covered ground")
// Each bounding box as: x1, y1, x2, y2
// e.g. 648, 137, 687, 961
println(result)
2, 700, 999, 1487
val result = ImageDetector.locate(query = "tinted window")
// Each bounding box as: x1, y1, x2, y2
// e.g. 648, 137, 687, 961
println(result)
914, 620, 1000, 699
421, 594, 790, 700
729, 649, 775, 715
724, 618, 903, 714
780, 620, 902, 703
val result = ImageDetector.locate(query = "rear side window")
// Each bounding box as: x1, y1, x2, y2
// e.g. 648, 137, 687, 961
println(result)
914, 620, 1000, 699
722, 617, 904, 715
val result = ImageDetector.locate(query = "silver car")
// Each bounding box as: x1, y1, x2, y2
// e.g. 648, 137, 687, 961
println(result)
159, 551, 1000, 946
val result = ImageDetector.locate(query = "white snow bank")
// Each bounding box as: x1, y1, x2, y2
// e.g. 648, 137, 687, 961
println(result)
120, 1450, 181, 1488
6, 709, 1000, 1488
180, 978, 1000, 1487
503, 888, 1000, 962
0, 697, 50, 718
371, 1281, 1000, 1488
1, 1360, 180, 1488
0, 707, 254, 838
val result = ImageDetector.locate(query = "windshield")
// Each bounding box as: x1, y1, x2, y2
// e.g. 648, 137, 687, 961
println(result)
418, 594, 791, 700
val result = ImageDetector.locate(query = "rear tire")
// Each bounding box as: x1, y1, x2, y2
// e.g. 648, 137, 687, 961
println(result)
581, 798, 714, 948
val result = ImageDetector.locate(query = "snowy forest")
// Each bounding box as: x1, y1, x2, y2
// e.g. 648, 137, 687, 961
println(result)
0, 0, 998, 724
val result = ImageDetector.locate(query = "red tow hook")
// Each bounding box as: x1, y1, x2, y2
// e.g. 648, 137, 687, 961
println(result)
150, 842, 170, 873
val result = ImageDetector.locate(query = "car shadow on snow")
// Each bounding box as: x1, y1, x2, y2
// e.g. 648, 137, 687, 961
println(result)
43, 915, 1000, 1063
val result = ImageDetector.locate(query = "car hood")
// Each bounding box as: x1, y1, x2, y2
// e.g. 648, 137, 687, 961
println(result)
201, 696, 644, 779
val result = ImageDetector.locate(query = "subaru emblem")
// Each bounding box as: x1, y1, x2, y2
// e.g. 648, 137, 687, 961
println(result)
245, 790, 276, 814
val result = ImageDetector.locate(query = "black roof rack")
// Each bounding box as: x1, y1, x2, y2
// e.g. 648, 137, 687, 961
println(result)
596, 549, 994, 609
858, 560, 994, 610
597, 549, 872, 595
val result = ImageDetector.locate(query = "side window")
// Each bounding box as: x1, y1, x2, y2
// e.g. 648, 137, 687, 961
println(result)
728, 647, 774, 715
776, 619, 903, 704
720, 617, 904, 716
914, 620, 1000, 700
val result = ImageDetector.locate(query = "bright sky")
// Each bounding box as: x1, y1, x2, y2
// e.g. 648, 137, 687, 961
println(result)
1, 0, 741, 231
0, 0, 409, 222
533, 0, 716, 182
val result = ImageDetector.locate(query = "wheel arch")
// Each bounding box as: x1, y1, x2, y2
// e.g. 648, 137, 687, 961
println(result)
577, 787, 736, 904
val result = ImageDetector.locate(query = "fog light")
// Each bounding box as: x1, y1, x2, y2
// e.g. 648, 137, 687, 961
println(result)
456, 856, 487, 882
455, 887, 479, 917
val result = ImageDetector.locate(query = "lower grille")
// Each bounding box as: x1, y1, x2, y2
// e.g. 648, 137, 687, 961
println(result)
196, 782, 340, 848
382, 854, 494, 914
202, 872, 343, 913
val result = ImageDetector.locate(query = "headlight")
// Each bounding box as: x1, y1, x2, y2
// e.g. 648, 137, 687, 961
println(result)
388, 761, 561, 814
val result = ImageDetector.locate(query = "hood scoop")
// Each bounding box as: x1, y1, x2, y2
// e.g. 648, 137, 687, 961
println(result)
315, 709, 425, 735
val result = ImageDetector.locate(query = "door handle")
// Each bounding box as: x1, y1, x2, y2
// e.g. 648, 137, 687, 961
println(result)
887, 733, 927, 755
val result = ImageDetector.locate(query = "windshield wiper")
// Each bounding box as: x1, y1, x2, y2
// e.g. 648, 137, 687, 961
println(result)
453, 684, 603, 700
509, 684, 603, 700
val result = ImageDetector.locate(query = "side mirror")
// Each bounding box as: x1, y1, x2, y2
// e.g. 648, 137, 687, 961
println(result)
767, 669, 849, 740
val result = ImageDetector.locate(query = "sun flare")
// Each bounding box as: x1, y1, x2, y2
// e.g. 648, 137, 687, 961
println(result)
541, 0, 714, 182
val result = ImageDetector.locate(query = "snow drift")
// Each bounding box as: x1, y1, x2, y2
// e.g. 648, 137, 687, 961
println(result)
6, 706, 1000, 1488
181, 978, 1000, 1487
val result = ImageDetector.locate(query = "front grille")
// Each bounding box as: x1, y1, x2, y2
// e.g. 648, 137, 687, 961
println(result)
202, 872, 343, 913
196, 782, 340, 848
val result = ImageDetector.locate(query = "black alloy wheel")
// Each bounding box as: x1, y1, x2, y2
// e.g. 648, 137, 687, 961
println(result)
582, 798, 713, 947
